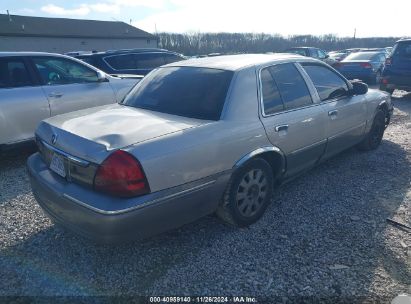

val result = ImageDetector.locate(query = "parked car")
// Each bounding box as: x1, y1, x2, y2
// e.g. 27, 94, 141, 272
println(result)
28, 54, 393, 243
335, 51, 386, 84
284, 47, 336, 66
328, 51, 349, 62
72, 48, 186, 76
380, 39, 411, 94
0, 52, 139, 150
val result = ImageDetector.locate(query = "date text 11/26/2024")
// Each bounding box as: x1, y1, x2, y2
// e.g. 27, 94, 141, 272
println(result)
149, 296, 257, 303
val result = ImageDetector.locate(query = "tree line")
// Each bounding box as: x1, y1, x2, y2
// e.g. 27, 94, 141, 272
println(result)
157, 32, 401, 56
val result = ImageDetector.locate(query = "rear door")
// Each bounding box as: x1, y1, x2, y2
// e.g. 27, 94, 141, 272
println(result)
389, 42, 411, 79
30, 56, 116, 116
0, 56, 50, 144
300, 63, 367, 159
259, 63, 327, 177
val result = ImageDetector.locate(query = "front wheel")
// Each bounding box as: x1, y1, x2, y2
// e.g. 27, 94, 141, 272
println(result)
357, 110, 386, 151
216, 158, 274, 227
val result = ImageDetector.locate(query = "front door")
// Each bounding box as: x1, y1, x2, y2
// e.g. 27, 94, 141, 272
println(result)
299, 63, 367, 159
259, 63, 327, 177
30, 56, 116, 116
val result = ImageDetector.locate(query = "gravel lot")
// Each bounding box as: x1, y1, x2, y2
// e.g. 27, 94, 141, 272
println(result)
0, 90, 410, 302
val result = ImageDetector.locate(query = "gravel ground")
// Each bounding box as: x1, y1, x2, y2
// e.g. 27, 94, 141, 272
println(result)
0, 91, 410, 303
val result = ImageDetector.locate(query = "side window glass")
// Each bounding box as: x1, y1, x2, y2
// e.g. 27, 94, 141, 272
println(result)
310, 49, 319, 58
33, 57, 98, 85
269, 63, 313, 110
302, 64, 349, 101
163, 54, 184, 64
0, 58, 32, 88
260, 68, 284, 115
104, 54, 137, 70
318, 50, 327, 59
135, 53, 166, 69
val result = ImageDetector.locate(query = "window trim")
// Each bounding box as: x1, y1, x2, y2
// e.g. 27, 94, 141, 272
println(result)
258, 62, 316, 118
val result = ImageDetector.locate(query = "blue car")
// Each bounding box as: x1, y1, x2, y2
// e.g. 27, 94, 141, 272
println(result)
380, 39, 411, 94
335, 51, 386, 84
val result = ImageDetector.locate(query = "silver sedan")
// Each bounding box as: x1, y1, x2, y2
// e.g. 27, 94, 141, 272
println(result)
28, 54, 393, 243
0, 52, 139, 150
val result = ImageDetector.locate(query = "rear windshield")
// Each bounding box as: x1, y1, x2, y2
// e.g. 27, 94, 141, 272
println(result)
123, 67, 233, 120
393, 42, 411, 59
344, 52, 379, 60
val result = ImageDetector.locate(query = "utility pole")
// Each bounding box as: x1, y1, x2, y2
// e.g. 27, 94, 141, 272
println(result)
353, 28, 356, 40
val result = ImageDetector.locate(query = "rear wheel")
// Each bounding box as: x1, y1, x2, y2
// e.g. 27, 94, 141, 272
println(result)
216, 158, 274, 227
357, 110, 386, 151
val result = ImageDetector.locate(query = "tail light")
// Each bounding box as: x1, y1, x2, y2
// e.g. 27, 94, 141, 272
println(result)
382, 78, 388, 84
385, 58, 392, 65
360, 63, 372, 68
94, 150, 150, 198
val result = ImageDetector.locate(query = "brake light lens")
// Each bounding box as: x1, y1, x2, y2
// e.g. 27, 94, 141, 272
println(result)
94, 150, 150, 198
360, 63, 372, 68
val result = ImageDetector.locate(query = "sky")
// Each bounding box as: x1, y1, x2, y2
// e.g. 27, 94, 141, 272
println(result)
2, 0, 410, 38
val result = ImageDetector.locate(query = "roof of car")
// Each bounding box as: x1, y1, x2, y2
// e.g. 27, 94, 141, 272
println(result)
165, 53, 314, 71
397, 38, 411, 43
286, 47, 316, 49
0, 51, 68, 57
73, 48, 177, 57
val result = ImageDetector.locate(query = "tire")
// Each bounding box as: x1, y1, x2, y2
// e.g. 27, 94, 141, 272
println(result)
357, 110, 386, 151
216, 158, 274, 227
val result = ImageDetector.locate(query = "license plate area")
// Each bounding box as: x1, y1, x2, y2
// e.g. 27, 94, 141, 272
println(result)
50, 153, 67, 178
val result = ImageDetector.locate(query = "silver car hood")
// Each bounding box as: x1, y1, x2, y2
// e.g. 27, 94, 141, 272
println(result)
37, 104, 208, 162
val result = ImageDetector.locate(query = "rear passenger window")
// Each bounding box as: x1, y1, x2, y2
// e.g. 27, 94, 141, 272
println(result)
260, 68, 284, 115
0, 58, 32, 88
135, 53, 166, 69
163, 54, 185, 64
302, 64, 348, 101
104, 54, 136, 70
269, 63, 313, 110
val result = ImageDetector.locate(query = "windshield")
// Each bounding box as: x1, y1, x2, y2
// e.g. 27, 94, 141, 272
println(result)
344, 52, 380, 61
123, 67, 233, 120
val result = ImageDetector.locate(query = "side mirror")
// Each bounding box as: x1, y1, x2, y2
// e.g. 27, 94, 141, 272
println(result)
350, 80, 368, 95
97, 71, 108, 82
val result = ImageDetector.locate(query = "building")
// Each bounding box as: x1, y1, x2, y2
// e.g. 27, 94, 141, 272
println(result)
0, 13, 158, 53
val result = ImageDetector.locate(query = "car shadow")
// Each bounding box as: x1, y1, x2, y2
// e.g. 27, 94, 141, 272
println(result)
1, 136, 410, 299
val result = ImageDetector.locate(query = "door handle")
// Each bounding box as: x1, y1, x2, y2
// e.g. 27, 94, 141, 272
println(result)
275, 124, 289, 132
48, 92, 63, 98
328, 110, 338, 116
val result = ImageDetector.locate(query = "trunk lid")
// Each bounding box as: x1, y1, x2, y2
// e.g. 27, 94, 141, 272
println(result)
36, 104, 208, 162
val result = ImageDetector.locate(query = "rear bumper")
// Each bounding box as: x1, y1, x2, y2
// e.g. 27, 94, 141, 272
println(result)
381, 75, 411, 91
28, 153, 230, 243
